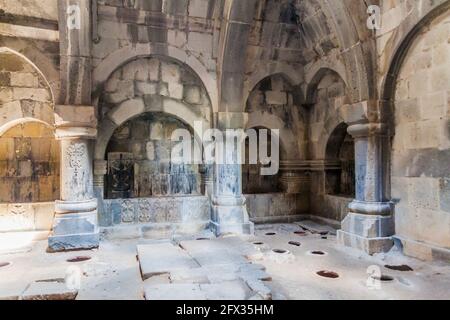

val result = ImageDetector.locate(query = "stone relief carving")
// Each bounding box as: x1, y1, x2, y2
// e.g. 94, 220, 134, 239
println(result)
67, 142, 86, 175
138, 199, 151, 223
121, 199, 135, 223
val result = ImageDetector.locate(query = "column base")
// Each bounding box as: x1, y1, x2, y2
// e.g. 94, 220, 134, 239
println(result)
337, 230, 393, 255
337, 211, 394, 255
210, 221, 254, 236
211, 203, 254, 236
48, 210, 99, 252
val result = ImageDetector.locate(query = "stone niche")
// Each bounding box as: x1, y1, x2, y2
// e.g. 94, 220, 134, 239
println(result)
105, 112, 200, 198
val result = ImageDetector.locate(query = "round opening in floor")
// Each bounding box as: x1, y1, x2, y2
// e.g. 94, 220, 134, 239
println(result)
384, 264, 413, 272
371, 274, 395, 282
321, 236, 328, 239
196, 238, 209, 241
0, 262, 11, 268
273, 249, 288, 254
265, 232, 276, 236
294, 231, 306, 236
288, 241, 301, 247
317, 270, 339, 279
67, 256, 91, 263
253, 242, 264, 246
310, 250, 325, 255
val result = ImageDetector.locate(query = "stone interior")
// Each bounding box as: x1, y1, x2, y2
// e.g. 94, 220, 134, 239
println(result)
0, 0, 449, 299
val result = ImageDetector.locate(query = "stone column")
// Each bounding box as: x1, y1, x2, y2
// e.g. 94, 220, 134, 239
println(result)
337, 123, 394, 254
49, 124, 98, 251
94, 160, 107, 225
48, 1, 98, 251
210, 112, 253, 235
200, 164, 214, 197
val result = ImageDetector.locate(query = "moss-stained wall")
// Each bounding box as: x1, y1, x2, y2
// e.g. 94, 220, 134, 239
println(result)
0, 122, 60, 202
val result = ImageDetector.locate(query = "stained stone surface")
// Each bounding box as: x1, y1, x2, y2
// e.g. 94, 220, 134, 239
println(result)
137, 243, 200, 280
21, 281, 78, 300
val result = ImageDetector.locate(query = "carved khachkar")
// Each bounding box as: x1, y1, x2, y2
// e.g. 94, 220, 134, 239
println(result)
67, 142, 86, 176
120, 199, 135, 223
138, 199, 151, 223
107, 152, 134, 199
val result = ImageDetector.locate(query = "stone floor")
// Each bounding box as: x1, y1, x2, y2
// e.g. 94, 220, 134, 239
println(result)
0, 222, 449, 300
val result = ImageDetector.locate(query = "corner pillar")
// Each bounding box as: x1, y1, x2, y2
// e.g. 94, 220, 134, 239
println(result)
337, 122, 394, 254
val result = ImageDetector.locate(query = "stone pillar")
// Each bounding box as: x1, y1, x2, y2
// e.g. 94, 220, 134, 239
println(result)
200, 164, 214, 197
337, 123, 394, 254
49, 124, 98, 251
210, 112, 254, 235
49, 1, 98, 251
94, 160, 107, 225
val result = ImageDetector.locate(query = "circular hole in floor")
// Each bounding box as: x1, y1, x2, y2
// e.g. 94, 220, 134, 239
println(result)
273, 249, 288, 254
288, 241, 301, 247
67, 256, 91, 263
265, 232, 276, 236
310, 250, 326, 256
196, 238, 209, 241
253, 242, 264, 246
384, 264, 413, 272
0, 262, 11, 268
294, 231, 306, 236
321, 236, 328, 240
317, 270, 339, 279
371, 274, 395, 282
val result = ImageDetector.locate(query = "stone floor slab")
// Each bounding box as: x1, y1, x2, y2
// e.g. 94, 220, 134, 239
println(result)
144, 283, 206, 300
137, 243, 200, 280
21, 281, 78, 300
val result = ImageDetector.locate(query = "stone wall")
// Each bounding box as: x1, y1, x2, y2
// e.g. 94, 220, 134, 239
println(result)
391, 11, 450, 257
0, 0, 58, 20
0, 51, 58, 205
106, 113, 200, 198
246, 193, 309, 224
99, 56, 211, 124
0, 123, 60, 203
100, 196, 210, 238
0, 52, 54, 131
308, 71, 352, 223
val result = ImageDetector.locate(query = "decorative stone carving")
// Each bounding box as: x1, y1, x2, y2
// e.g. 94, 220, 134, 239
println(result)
67, 142, 86, 175
138, 199, 151, 223
121, 199, 135, 223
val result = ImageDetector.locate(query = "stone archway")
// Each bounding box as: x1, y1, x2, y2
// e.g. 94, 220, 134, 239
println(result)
0, 49, 58, 234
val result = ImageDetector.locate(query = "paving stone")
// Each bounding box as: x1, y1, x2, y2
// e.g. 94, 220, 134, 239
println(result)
200, 280, 251, 300
21, 281, 78, 300
179, 239, 248, 267
144, 283, 206, 300
169, 268, 209, 284
137, 243, 200, 280
245, 279, 272, 300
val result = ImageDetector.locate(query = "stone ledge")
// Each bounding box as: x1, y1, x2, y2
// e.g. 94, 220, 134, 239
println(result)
393, 235, 450, 262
